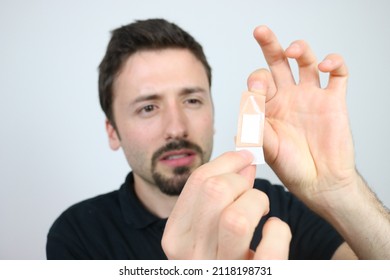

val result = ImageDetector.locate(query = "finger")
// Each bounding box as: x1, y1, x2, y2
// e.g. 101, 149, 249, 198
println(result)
164, 171, 255, 259
164, 151, 254, 253
318, 53, 348, 91
193, 172, 256, 258
197, 173, 256, 220
163, 151, 256, 259
217, 189, 269, 259
253, 25, 295, 87
189, 150, 253, 183
238, 164, 256, 186
246, 69, 279, 164
254, 217, 291, 260
247, 68, 277, 102
285, 40, 320, 86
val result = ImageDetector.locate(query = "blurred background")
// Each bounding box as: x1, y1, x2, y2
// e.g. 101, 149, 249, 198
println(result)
1, 0, 389, 259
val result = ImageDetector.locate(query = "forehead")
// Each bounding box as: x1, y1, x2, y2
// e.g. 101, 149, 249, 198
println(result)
113, 48, 209, 97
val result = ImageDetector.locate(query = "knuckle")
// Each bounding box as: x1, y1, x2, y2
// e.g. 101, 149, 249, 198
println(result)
189, 168, 207, 184
162, 232, 196, 260
279, 220, 292, 240
254, 189, 270, 213
326, 53, 349, 76
161, 234, 178, 259
326, 53, 346, 65
220, 209, 251, 237
292, 39, 307, 49
202, 176, 230, 202
265, 217, 292, 240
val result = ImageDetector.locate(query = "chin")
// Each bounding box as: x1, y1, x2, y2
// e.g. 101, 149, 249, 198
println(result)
152, 168, 190, 196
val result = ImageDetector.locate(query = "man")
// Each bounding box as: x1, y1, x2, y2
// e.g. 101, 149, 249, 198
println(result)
46, 18, 390, 259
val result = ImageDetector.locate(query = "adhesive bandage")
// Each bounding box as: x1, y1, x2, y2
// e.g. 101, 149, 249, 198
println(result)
235, 90, 265, 165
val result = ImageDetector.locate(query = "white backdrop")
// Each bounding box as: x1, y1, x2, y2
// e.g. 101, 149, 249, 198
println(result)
1, 0, 389, 259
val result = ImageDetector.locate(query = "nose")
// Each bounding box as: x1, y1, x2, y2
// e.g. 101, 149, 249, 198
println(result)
164, 103, 188, 141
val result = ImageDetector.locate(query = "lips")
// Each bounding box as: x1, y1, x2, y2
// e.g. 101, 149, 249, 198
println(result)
159, 149, 197, 167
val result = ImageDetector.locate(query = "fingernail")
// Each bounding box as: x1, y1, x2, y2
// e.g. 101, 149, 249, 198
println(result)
237, 149, 254, 161
287, 42, 300, 52
321, 59, 333, 67
249, 81, 265, 92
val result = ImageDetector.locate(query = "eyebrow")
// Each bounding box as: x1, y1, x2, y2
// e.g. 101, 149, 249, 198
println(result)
133, 93, 161, 104
180, 86, 208, 95
132, 86, 209, 105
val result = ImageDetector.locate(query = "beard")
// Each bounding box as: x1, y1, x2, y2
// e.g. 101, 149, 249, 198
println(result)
151, 139, 204, 196
152, 166, 191, 196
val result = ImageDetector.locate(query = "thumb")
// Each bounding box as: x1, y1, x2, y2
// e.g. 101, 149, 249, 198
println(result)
238, 164, 256, 186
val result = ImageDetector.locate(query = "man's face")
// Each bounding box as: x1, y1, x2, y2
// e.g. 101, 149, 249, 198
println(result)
107, 49, 214, 195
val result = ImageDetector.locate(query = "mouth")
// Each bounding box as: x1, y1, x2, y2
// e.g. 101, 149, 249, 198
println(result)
159, 149, 197, 168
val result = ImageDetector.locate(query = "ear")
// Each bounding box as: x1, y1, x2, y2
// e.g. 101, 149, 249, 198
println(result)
105, 119, 121, 151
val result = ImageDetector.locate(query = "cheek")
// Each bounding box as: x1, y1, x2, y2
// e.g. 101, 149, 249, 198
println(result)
126, 124, 155, 144
198, 115, 215, 162
196, 113, 214, 134
120, 125, 156, 159
192, 113, 214, 147
120, 134, 157, 174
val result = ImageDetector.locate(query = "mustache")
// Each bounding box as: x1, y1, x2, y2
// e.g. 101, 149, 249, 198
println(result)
152, 139, 203, 164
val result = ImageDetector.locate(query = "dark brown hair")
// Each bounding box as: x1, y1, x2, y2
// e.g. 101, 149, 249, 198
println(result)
98, 18, 212, 128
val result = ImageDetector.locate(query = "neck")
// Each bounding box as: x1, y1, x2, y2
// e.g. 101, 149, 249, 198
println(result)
133, 173, 178, 219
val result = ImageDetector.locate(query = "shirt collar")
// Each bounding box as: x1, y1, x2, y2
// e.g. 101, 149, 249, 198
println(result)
119, 172, 167, 229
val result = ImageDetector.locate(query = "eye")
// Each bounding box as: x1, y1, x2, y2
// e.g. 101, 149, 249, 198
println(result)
187, 99, 200, 104
142, 104, 155, 113
136, 104, 158, 117
185, 98, 202, 107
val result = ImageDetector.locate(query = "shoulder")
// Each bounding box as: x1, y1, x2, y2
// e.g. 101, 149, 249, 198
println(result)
46, 189, 121, 259
66, 190, 119, 215
49, 189, 120, 233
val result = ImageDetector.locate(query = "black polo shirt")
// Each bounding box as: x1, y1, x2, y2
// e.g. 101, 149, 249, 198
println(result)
46, 172, 343, 259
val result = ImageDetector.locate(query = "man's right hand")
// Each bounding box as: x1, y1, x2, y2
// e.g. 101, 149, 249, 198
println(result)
161, 150, 291, 259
